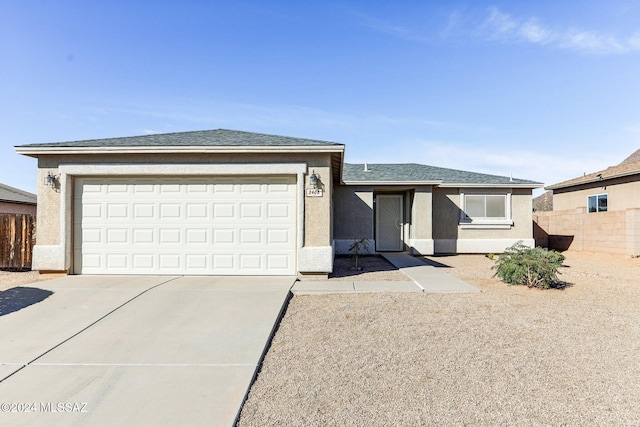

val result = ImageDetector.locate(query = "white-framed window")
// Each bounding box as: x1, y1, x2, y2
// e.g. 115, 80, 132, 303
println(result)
588, 193, 607, 213
459, 190, 513, 228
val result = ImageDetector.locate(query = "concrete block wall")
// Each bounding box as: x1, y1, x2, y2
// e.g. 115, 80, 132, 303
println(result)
534, 209, 639, 256
626, 208, 640, 256
581, 211, 626, 254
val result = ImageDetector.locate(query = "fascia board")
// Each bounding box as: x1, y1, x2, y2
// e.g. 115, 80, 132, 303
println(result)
0, 199, 36, 205
545, 170, 640, 190
439, 183, 544, 189
14, 145, 345, 157
342, 180, 442, 186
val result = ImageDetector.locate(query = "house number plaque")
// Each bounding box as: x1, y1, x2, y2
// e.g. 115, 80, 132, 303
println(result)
306, 188, 324, 197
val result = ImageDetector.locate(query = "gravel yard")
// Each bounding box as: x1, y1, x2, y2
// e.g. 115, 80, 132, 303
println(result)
238, 252, 640, 426
0, 270, 43, 291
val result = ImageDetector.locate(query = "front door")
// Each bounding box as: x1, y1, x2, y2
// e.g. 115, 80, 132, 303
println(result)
375, 194, 404, 251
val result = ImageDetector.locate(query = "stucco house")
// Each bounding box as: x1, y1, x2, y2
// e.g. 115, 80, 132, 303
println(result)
15, 129, 541, 276
537, 149, 640, 255
0, 183, 37, 215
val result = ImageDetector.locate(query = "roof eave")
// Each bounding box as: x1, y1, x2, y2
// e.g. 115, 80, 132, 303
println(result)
14, 145, 345, 157
439, 182, 544, 189
342, 180, 442, 186
0, 199, 36, 205
546, 169, 640, 190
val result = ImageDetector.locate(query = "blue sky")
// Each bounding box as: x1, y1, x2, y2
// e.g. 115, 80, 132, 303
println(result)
2, 1, 640, 195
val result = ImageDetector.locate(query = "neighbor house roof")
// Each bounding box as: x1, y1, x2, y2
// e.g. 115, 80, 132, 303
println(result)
546, 149, 640, 190
342, 163, 542, 188
0, 183, 37, 205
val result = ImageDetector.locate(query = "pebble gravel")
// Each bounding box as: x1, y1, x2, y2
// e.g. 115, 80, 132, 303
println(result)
238, 252, 640, 426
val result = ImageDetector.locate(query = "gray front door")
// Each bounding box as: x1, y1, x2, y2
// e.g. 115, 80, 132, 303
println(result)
375, 194, 404, 251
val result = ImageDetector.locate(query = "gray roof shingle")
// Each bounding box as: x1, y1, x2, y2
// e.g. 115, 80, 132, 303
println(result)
16, 129, 344, 148
0, 183, 37, 205
343, 163, 541, 186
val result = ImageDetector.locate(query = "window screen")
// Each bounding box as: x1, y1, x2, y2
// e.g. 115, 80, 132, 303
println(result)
464, 194, 507, 219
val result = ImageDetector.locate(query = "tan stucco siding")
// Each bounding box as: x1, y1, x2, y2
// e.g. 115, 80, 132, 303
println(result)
36, 164, 61, 245
0, 201, 36, 215
34, 152, 335, 272
303, 164, 332, 246
553, 176, 640, 212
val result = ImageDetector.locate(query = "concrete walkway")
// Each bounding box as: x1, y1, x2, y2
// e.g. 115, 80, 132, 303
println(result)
292, 254, 478, 294
381, 253, 479, 292
0, 275, 294, 427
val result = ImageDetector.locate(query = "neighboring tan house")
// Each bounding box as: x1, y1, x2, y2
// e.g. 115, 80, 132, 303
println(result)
537, 149, 640, 255
0, 183, 37, 215
15, 129, 542, 276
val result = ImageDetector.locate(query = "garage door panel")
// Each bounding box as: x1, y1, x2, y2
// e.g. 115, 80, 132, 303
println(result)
82, 203, 102, 219
133, 229, 155, 244
267, 254, 291, 270
159, 254, 181, 269
134, 204, 155, 218
133, 254, 154, 269
212, 229, 235, 244
107, 253, 128, 269
186, 204, 208, 218
186, 229, 208, 244
74, 177, 296, 275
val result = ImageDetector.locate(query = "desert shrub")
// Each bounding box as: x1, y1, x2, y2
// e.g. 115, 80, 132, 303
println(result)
348, 238, 370, 270
492, 241, 565, 289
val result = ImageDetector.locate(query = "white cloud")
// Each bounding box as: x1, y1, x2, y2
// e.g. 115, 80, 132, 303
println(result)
519, 19, 554, 44
484, 7, 517, 36
358, 6, 640, 55
480, 7, 640, 55
354, 11, 432, 43
560, 29, 625, 54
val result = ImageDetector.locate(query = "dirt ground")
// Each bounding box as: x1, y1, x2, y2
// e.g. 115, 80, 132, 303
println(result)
3, 252, 640, 425
0, 270, 44, 291
238, 251, 640, 426
327, 255, 410, 281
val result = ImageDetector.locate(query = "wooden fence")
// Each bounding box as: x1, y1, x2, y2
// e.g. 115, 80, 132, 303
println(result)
0, 214, 36, 270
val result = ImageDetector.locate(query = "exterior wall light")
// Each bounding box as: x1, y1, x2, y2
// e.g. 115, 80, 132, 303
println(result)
45, 172, 58, 188
309, 170, 320, 189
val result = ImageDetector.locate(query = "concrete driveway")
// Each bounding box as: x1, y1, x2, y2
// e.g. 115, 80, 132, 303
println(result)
0, 275, 295, 426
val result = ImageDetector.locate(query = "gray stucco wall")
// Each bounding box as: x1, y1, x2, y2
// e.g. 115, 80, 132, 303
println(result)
432, 187, 460, 240
410, 187, 433, 240
333, 185, 374, 240
432, 187, 535, 253
332, 185, 435, 255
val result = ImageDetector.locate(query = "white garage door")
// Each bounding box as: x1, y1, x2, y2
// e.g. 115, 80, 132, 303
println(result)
73, 177, 297, 275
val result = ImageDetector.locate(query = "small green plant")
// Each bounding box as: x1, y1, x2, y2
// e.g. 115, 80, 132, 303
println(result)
492, 241, 565, 289
486, 253, 495, 260
348, 238, 370, 271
